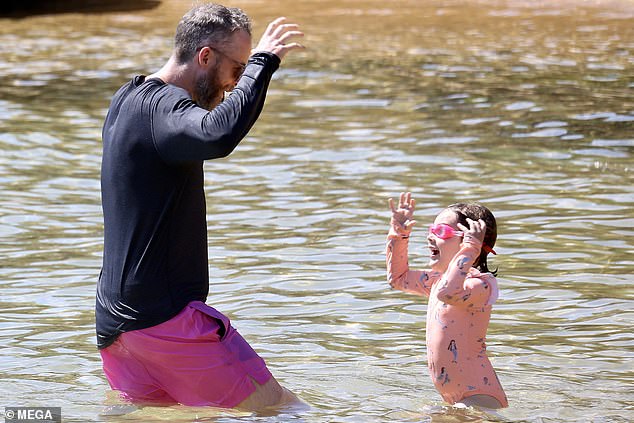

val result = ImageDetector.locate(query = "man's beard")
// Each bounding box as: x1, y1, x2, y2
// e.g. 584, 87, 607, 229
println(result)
194, 67, 224, 110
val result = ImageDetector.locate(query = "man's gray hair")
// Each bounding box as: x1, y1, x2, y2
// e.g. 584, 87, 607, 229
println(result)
174, 3, 251, 64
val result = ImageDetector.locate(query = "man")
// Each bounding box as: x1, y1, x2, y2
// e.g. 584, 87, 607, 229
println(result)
97, 3, 303, 409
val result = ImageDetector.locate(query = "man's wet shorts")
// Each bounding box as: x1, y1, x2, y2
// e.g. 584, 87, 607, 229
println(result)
100, 301, 273, 407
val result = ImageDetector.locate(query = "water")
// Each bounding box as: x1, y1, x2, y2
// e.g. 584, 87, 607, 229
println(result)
0, 0, 633, 421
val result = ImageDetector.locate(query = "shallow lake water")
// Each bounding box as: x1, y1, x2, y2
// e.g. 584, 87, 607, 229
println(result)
0, 0, 633, 422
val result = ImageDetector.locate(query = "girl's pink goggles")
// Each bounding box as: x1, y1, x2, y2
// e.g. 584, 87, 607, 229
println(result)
428, 223, 497, 255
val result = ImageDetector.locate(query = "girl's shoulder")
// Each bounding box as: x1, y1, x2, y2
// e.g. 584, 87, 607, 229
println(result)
466, 268, 499, 305
467, 267, 497, 280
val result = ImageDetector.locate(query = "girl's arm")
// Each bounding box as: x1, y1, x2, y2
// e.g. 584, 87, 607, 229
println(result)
386, 235, 434, 296
385, 193, 435, 297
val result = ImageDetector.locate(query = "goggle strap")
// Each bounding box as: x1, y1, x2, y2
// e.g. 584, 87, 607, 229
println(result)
483, 244, 497, 255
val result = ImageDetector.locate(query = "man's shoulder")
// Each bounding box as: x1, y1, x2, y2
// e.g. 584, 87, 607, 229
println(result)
109, 76, 193, 120
115, 76, 187, 99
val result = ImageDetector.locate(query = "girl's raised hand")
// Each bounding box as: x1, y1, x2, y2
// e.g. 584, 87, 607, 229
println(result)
457, 218, 486, 245
388, 192, 417, 238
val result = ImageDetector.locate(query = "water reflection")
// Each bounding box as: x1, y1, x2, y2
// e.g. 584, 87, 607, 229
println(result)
0, 0, 633, 422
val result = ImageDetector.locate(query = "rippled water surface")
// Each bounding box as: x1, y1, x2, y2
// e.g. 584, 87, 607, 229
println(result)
1, 0, 633, 422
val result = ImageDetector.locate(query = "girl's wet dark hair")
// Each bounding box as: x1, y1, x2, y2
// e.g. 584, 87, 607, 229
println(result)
447, 203, 498, 276
174, 4, 251, 64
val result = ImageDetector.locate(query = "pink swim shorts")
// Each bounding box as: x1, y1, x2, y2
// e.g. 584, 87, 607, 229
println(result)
100, 301, 273, 407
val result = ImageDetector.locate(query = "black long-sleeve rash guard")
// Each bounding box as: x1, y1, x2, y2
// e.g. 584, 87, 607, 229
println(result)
96, 52, 280, 349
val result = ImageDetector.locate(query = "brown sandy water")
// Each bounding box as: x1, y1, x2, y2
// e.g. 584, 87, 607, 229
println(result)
0, 1, 632, 421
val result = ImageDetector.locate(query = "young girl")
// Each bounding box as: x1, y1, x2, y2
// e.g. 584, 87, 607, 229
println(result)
386, 192, 508, 409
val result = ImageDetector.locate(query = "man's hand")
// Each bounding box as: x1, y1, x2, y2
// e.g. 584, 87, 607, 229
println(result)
388, 192, 417, 238
252, 17, 304, 60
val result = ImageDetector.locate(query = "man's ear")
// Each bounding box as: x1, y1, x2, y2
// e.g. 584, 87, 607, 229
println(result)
198, 46, 212, 67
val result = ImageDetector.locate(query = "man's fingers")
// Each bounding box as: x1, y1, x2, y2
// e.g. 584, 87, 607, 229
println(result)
265, 17, 287, 35
272, 23, 301, 38
278, 42, 305, 54
278, 30, 304, 44
256, 18, 304, 59
388, 198, 395, 212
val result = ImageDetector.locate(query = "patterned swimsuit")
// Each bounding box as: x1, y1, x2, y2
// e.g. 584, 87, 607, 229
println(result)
386, 235, 508, 407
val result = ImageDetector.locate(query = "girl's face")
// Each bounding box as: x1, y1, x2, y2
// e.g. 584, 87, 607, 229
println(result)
427, 209, 463, 273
